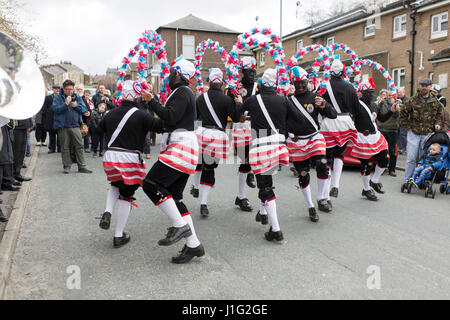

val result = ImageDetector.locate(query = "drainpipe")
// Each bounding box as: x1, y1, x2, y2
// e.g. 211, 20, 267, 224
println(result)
405, 0, 418, 95
176, 28, 179, 58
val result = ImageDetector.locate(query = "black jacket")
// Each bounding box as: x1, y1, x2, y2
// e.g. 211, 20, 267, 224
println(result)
98, 100, 164, 152
42, 94, 55, 131
148, 83, 196, 132
287, 91, 337, 136
355, 98, 394, 134
196, 87, 240, 129
239, 87, 306, 138
322, 77, 360, 115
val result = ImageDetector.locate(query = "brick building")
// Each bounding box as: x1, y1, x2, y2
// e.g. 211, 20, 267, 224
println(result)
256, 0, 449, 108
40, 61, 85, 88
149, 14, 241, 92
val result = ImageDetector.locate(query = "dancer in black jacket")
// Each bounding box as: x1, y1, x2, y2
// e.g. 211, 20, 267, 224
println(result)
287, 67, 337, 221
191, 68, 241, 217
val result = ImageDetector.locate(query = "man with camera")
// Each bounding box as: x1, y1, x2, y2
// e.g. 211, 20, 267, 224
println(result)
93, 84, 114, 110
52, 80, 92, 174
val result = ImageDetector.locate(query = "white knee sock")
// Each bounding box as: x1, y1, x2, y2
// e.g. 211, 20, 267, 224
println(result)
317, 178, 328, 201
193, 171, 202, 189
265, 199, 281, 232
238, 173, 248, 200
371, 165, 385, 184
115, 200, 131, 238
362, 175, 371, 191
200, 184, 212, 205
325, 174, 332, 200
105, 186, 120, 213
302, 185, 315, 208
332, 158, 344, 189
259, 202, 267, 215
182, 214, 201, 248
158, 198, 187, 228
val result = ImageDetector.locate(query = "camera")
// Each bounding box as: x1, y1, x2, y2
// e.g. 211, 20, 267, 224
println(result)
71, 95, 77, 102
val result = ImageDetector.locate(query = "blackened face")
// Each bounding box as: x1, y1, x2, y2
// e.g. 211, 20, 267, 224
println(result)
169, 68, 180, 89
362, 89, 375, 102
294, 80, 309, 95
242, 69, 256, 85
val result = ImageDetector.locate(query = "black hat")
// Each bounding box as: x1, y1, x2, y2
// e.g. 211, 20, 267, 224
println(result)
419, 78, 432, 86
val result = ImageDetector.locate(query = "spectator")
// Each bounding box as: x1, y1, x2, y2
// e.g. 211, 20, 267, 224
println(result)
53, 80, 93, 174
90, 102, 107, 157
81, 89, 93, 153
397, 87, 408, 154
376, 89, 388, 105
93, 85, 114, 110
400, 78, 444, 189
378, 91, 401, 177
12, 118, 33, 182
35, 90, 48, 146
1, 121, 20, 192
43, 85, 61, 153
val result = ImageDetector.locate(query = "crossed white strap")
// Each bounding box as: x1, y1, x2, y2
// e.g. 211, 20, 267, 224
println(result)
108, 107, 138, 148
256, 95, 278, 134
326, 82, 343, 114
204, 92, 223, 129
290, 96, 319, 132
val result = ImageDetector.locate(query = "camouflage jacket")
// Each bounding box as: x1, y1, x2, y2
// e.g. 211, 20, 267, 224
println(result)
400, 90, 444, 135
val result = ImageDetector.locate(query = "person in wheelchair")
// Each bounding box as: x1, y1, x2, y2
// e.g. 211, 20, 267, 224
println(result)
410, 143, 444, 188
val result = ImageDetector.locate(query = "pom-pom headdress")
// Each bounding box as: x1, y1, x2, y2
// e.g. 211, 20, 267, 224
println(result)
290, 66, 309, 83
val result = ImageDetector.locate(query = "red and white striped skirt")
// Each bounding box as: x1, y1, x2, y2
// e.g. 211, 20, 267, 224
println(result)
232, 121, 252, 148
321, 115, 358, 148
350, 131, 388, 159
287, 133, 327, 162
196, 127, 230, 159
103, 150, 147, 186
249, 135, 290, 175
159, 132, 199, 175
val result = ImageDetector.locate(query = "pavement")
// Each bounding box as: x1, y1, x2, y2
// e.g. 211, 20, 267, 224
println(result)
2, 144, 450, 300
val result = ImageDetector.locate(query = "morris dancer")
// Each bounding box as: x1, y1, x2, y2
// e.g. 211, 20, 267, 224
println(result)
98, 80, 164, 248
141, 58, 204, 264
287, 67, 337, 221
321, 59, 359, 204
240, 69, 306, 242
191, 68, 240, 217
352, 78, 398, 201
229, 57, 259, 212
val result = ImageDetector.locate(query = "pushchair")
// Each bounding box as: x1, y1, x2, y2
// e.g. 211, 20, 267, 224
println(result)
401, 132, 450, 199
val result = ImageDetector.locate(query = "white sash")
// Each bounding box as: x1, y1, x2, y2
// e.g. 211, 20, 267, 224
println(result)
166, 87, 180, 104
108, 107, 138, 148
252, 83, 257, 96
326, 82, 342, 114
256, 95, 278, 134
359, 100, 378, 131
290, 96, 319, 132
204, 92, 223, 129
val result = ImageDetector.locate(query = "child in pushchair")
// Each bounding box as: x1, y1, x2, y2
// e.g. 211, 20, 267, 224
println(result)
402, 132, 450, 198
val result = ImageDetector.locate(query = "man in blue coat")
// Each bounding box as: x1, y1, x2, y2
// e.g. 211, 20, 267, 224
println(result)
53, 80, 92, 174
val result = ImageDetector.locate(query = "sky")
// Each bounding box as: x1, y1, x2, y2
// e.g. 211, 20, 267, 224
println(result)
16, 0, 334, 75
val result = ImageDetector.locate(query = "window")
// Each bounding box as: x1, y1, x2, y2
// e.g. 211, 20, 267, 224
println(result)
365, 24, 376, 37
429, 72, 434, 81
296, 39, 303, 52
392, 67, 406, 88
182, 35, 195, 60
393, 14, 407, 38
327, 36, 335, 46
439, 73, 448, 89
260, 52, 265, 67
431, 12, 448, 39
